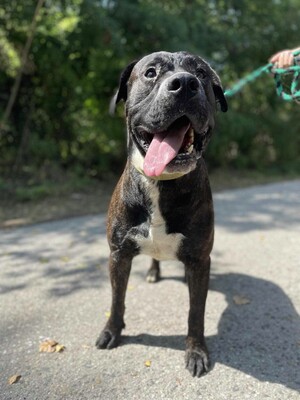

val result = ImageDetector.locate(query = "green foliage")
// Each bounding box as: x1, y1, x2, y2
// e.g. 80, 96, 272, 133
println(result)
0, 27, 21, 77
15, 184, 52, 202
0, 0, 299, 178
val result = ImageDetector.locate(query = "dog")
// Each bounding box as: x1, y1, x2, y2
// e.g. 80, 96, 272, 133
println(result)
96, 51, 228, 377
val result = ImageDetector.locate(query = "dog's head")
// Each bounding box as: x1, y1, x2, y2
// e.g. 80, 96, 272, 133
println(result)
114, 51, 227, 179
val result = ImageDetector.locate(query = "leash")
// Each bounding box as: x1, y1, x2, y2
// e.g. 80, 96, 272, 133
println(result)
224, 49, 300, 102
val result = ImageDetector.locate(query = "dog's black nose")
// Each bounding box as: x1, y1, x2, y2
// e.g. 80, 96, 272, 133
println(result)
167, 73, 200, 98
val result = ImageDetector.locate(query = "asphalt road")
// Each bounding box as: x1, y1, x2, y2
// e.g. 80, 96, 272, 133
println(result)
0, 181, 299, 400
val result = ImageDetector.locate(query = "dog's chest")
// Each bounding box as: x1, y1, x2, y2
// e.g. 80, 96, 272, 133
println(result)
135, 179, 184, 261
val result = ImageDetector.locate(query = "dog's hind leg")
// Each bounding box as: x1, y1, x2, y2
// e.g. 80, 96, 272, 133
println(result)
146, 259, 160, 283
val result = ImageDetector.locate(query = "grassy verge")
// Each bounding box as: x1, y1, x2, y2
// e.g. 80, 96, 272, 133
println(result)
0, 168, 298, 228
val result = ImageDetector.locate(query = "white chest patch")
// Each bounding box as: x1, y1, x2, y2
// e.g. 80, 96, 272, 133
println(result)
135, 177, 185, 261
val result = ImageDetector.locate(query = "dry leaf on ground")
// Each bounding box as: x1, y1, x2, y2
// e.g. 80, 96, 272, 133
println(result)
233, 295, 251, 305
55, 344, 65, 352
144, 360, 151, 367
38, 257, 50, 264
8, 375, 21, 385
39, 339, 65, 353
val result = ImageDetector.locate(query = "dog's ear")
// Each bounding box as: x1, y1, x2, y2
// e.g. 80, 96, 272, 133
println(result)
109, 60, 138, 115
213, 84, 228, 112
210, 71, 228, 112
116, 60, 138, 104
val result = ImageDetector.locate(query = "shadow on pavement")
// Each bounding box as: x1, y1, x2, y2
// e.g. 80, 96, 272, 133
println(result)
121, 272, 300, 391
0, 214, 109, 296
122, 333, 185, 351
46, 258, 109, 296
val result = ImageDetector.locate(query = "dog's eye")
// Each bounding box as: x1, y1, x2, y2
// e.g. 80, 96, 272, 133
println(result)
144, 67, 157, 79
196, 68, 207, 79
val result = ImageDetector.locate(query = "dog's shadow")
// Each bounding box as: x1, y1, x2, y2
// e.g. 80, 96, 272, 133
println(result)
122, 272, 300, 390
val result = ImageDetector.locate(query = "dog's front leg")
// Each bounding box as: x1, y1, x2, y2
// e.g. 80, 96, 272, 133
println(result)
96, 250, 132, 350
185, 257, 210, 377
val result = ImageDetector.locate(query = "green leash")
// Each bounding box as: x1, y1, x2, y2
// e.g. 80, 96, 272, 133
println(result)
224, 49, 300, 102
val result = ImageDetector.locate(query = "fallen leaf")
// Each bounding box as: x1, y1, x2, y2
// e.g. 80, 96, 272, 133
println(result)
8, 375, 21, 385
233, 295, 251, 305
60, 256, 70, 263
39, 339, 65, 353
144, 360, 151, 367
128, 285, 135, 291
39, 340, 57, 353
55, 344, 65, 353
39, 257, 50, 264
176, 377, 182, 386
105, 311, 111, 318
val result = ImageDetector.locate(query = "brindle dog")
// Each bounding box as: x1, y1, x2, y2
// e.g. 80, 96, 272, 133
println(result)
96, 51, 227, 377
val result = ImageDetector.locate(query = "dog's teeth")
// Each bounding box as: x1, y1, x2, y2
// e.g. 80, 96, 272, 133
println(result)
183, 142, 194, 153
187, 144, 194, 154
182, 129, 194, 154
188, 129, 194, 142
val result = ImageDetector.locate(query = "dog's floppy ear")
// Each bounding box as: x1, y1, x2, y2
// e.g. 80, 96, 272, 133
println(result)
116, 60, 138, 104
109, 60, 138, 114
211, 71, 228, 112
213, 84, 228, 112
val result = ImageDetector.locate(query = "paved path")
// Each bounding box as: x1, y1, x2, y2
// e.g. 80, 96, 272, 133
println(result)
0, 181, 299, 400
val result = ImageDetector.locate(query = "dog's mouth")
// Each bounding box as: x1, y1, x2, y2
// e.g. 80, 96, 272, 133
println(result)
134, 116, 209, 177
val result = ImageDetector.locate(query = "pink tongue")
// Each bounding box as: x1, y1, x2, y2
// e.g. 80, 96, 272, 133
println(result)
143, 123, 190, 177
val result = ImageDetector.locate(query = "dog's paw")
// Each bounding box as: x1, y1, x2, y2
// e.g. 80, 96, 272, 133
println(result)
146, 260, 160, 283
95, 329, 121, 350
185, 347, 210, 378
146, 268, 160, 283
